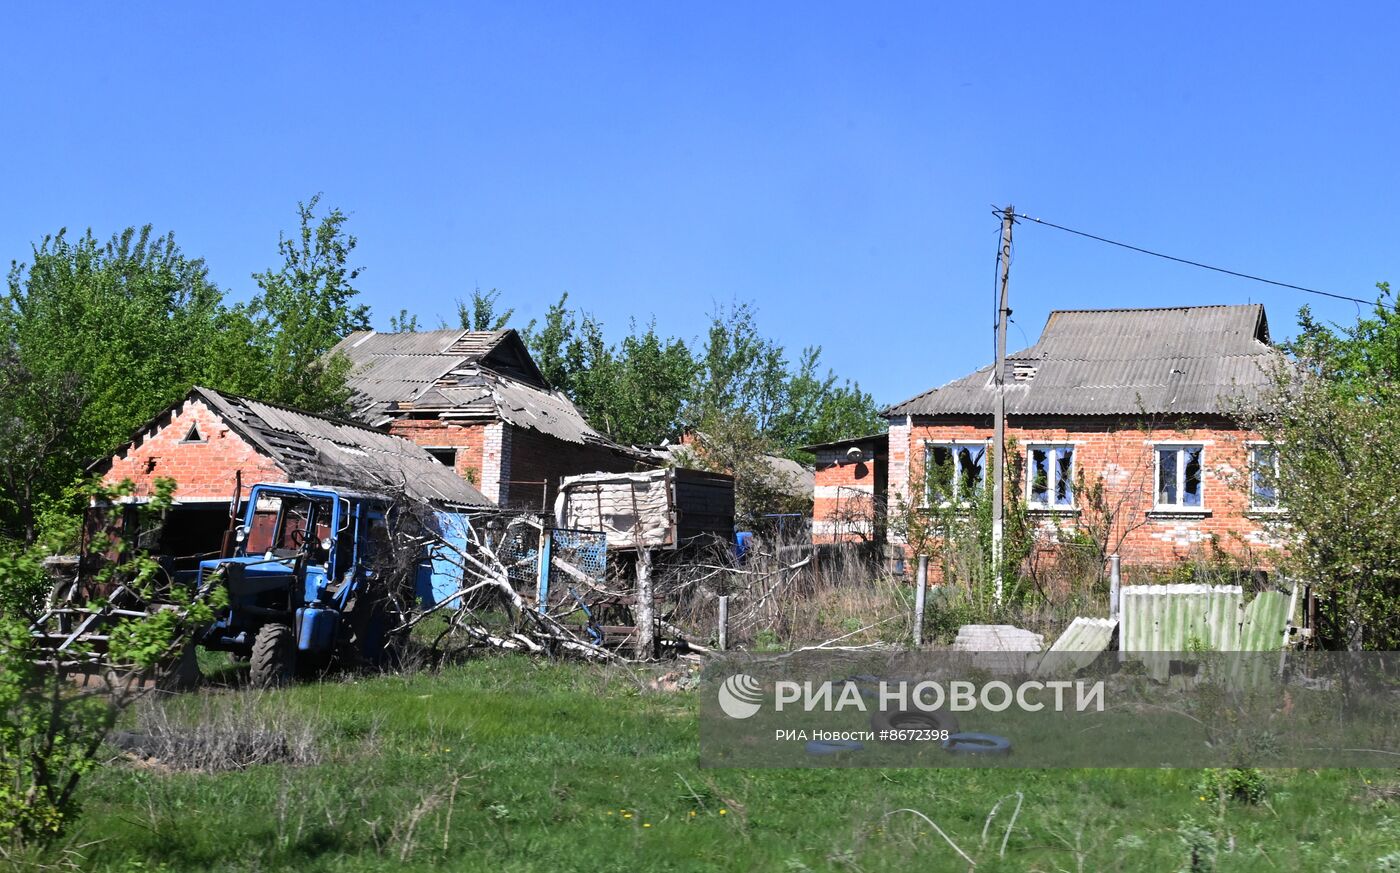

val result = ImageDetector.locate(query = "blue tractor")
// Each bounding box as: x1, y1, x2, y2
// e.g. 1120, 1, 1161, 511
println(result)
194, 482, 444, 687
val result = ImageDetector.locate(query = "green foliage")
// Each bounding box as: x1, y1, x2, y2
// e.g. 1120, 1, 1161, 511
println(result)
518, 293, 883, 454
386, 309, 419, 332
520, 294, 698, 445
0, 226, 244, 540
456, 286, 514, 331
0, 198, 371, 542
240, 193, 370, 412
1196, 768, 1266, 804
0, 478, 215, 846
1251, 286, 1400, 649
0, 617, 115, 844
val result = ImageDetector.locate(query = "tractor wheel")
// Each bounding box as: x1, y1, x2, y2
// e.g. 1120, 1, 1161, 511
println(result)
249, 624, 296, 689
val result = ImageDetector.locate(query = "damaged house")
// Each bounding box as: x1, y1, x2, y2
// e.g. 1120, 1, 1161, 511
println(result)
330, 328, 647, 509
94, 386, 489, 555
811, 304, 1286, 569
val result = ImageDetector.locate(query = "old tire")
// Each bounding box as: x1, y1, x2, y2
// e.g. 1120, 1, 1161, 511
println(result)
249, 624, 296, 689
943, 732, 1012, 756
870, 706, 960, 741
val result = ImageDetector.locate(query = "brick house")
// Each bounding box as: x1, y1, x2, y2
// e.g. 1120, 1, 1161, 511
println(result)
94, 386, 488, 554
807, 433, 887, 544
813, 304, 1286, 570
331, 328, 647, 509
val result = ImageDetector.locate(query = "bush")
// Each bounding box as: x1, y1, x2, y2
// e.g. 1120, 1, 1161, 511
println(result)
1197, 767, 1266, 804
0, 617, 116, 843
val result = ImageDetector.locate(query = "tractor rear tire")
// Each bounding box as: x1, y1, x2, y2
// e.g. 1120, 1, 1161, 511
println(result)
249, 624, 295, 689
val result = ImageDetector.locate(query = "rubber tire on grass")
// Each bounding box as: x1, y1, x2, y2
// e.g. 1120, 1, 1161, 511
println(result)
943, 732, 1012, 756
249, 624, 296, 689
870, 706, 960, 741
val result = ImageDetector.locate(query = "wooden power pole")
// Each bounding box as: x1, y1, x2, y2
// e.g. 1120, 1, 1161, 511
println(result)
992, 204, 1015, 607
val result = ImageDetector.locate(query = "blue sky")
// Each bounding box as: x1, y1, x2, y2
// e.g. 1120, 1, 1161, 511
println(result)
2, 3, 1397, 407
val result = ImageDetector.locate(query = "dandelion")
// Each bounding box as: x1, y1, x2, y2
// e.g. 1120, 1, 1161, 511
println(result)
643, 823, 652, 828
623, 813, 633, 819
719, 809, 728, 815
689, 811, 696, 817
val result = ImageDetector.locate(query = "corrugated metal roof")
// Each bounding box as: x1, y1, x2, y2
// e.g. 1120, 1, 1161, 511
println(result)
338, 328, 472, 357
412, 373, 624, 449
331, 329, 501, 421
886, 304, 1282, 417
194, 387, 489, 507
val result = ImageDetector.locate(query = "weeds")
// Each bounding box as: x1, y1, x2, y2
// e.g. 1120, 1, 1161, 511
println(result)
113, 692, 320, 772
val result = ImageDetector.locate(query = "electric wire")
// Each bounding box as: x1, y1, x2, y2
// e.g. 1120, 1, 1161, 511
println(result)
1008, 210, 1391, 313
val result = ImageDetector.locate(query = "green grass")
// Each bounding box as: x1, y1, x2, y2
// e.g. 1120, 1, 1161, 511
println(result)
18, 656, 1400, 872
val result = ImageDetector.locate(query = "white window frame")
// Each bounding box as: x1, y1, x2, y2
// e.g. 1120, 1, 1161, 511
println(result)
1247, 441, 1282, 511
1154, 443, 1206, 510
1025, 444, 1076, 509
922, 440, 988, 508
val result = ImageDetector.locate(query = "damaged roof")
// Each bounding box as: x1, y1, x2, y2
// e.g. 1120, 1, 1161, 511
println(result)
97, 387, 490, 507
328, 328, 634, 453
330, 328, 549, 422
885, 304, 1283, 418
412, 376, 624, 448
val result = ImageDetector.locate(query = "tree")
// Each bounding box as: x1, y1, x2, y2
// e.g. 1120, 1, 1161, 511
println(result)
0, 201, 371, 543
457, 286, 514, 331
387, 308, 420, 332
520, 293, 698, 445
0, 357, 86, 544
1249, 286, 1400, 650
765, 345, 884, 459
242, 193, 370, 412
690, 301, 789, 434
1, 226, 248, 541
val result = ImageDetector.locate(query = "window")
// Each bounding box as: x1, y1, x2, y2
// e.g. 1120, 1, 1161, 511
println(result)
1027, 445, 1075, 508
180, 424, 204, 444
1249, 444, 1280, 509
426, 447, 457, 467
923, 442, 986, 505
1156, 445, 1204, 509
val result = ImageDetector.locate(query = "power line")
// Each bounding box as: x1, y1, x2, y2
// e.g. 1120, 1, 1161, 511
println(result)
1011, 210, 1389, 312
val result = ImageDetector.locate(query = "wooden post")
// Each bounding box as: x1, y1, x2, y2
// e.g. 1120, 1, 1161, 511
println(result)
717, 594, 729, 652
913, 554, 929, 647
1109, 553, 1121, 619
635, 548, 655, 660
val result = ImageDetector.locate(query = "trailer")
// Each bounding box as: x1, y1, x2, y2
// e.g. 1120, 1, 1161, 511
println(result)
553, 467, 734, 552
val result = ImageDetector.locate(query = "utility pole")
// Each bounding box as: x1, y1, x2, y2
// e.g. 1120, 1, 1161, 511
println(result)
991, 204, 1015, 607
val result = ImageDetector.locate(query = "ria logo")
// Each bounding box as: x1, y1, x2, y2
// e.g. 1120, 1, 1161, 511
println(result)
718, 673, 763, 719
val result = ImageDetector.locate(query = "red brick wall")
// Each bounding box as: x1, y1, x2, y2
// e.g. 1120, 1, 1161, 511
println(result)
812, 440, 882, 543
500, 425, 645, 510
891, 415, 1282, 570
387, 418, 488, 486
100, 398, 286, 501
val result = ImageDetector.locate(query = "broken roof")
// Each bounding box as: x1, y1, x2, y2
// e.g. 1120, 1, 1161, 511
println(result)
885, 304, 1284, 418
330, 328, 548, 422
96, 387, 490, 507
328, 328, 635, 454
